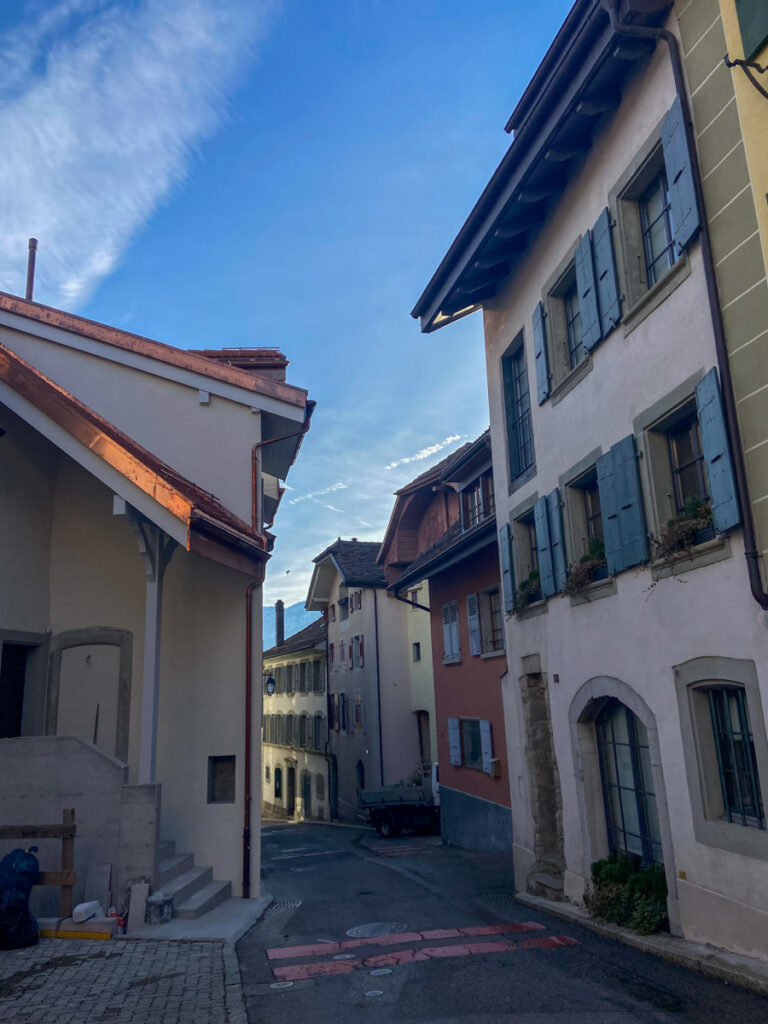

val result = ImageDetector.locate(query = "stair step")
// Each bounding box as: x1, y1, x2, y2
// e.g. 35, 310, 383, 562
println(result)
158, 839, 176, 861
174, 880, 232, 920
157, 866, 212, 908
157, 853, 194, 888
533, 871, 564, 891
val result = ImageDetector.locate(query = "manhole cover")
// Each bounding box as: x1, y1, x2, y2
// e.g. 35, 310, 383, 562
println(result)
369, 968, 392, 976
346, 921, 408, 938
270, 982, 294, 990
365, 990, 384, 997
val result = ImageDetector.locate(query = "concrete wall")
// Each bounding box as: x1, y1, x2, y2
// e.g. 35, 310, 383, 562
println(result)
439, 785, 514, 852
376, 590, 422, 785
0, 736, 158, 917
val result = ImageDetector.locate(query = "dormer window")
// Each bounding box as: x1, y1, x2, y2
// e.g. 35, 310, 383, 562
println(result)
461, 472, 495, 529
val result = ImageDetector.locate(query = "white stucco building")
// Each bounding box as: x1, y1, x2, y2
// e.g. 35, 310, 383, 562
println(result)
413, 0, 768, 960
0, 293, 311, 919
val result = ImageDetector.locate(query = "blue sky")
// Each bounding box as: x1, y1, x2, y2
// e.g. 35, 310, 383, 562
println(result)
1, 0, 573, 607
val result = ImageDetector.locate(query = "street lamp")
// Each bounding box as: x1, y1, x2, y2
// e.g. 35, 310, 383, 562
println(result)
264, 675, 276, 696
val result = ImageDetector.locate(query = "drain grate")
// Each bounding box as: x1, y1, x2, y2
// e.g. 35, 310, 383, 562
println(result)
479, 893, 517, 902
269, 900, 303, 911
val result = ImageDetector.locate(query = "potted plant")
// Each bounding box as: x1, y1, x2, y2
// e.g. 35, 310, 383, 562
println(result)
586, 853, 668, 935
653, 496, 714, 562
514, 570, 541, 611
563, 537, 608, 596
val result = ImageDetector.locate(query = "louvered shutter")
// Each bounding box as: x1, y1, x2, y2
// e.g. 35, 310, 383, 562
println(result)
592, 207, 621, 337
613, 435, 648, 568
466, 594, 482, 655
597, 448, 624, 575
696, 368, 740, 532
547, 489, 567, 593
480, 720, 494, 774
499, 523, 515, 613
448, 718, 462, 766
736, 0, 768, 58
359, 635, 364, 668
661, 96, 700, 252
532, 301, 550, 404
575, 231, 601, 351
442, 605, 452, 658
534, 496, 555, 598
450, 603, 460, 656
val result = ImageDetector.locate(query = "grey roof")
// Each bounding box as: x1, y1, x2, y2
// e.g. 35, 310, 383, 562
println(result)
313, 538, 387, 588
264, 616, 325, 658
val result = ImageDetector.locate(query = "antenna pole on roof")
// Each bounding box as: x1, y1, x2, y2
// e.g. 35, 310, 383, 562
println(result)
25, 238, 38, 301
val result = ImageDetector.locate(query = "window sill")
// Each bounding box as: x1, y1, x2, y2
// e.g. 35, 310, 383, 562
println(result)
508, 463, 537, 497
550, 354, 593, 407
443, 655, 462, 666
650, 535, 731, 581
516, 599, 548, 620
568, 575, 617, 606
622, 254, 691, 337
480, 649, 507, 660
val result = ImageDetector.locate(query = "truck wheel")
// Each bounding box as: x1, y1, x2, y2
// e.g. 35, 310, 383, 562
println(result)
379, 815, 401, 839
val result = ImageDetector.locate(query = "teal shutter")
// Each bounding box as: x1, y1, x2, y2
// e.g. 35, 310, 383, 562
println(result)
534, 495, 555, 598
448, 718, 462, 766
597, 448, 624, 575
661, 96, 700, 252
499, 523, 515, 613
575, 231, 601, 351
547, 488, 567, 593
735, 0, 768, 59
480, 720, 494, 774
613, 434, 648, 568
592, 207, 621, 337
696, 368, 741, 532
532, 302, 550, 404
466, 594, 482, 656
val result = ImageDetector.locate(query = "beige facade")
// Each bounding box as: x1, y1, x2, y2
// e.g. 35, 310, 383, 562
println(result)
262, 618, 329, 821
0, 297, 310, 915
414, 3, 768, 960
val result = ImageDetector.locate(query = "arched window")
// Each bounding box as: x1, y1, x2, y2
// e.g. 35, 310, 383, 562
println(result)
274, 766, 282, 800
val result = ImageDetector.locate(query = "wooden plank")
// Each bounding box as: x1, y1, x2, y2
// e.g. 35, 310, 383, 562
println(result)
37, 870, 76, 887
0, 825, 76, 839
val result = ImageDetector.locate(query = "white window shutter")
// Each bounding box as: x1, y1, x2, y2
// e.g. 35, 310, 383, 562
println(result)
442, 605, 452, 658
448, 717, 462, 766
480, 720, 494, 774
466, 594, 481, 656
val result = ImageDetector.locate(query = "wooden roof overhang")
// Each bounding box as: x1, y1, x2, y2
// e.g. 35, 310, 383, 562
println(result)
411, 0, 670, 333
0, 343, 269, 577
390, 517, 497, 595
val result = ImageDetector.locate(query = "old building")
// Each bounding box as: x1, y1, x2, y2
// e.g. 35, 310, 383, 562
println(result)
0, 293, 311, 918
380, 432, 513, 850
305, 539, 425, 821
262, 611, 328, 821
413, 0, 768, 959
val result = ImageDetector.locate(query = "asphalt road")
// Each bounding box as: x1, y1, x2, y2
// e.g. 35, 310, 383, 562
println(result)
237, 822, 768, 1023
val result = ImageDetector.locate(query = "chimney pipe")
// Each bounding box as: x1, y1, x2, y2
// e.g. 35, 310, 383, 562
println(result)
276, 600, 285, 647
25, 238, 38, 301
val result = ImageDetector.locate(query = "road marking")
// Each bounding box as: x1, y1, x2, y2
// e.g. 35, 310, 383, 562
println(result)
273, 960, 361, 981
266, 922, 547, 960
271, 848, 346, 861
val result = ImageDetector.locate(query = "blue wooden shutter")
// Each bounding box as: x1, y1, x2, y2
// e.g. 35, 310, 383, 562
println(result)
696, 368, 741, 532
466, 594, 482, 655
480, 720, 494, 775
614, 434, 648, 568
532, 302, 550, 404
448, 718, 462, 766
735, 0, 768, 59
661, 96, 700, 252
597, 448, 624, 575
575, 231, 601, 351
499, 524, 515, 613
547, 488, 567, 593
592, 207, 621, 337
534, 495, 555, 598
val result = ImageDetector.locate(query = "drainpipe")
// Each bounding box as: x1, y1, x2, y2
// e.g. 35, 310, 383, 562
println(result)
373, 589, 385, 787
250, 401, 315, 532
602, 1, 768, 609
243, 580, 257, 899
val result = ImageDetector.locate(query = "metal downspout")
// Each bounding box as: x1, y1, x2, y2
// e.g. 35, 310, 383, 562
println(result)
373, 589, 385, 787
603, 1, 768, 609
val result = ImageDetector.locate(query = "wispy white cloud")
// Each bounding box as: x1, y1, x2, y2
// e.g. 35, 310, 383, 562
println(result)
384, 434, 463, 470
289, 482, 348, 506
0, 0, 274, 306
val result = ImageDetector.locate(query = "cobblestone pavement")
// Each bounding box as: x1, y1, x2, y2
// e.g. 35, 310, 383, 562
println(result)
0, 938, 247, 1023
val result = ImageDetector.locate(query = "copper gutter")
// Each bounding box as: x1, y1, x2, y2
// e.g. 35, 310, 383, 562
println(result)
603, 2, 768, 609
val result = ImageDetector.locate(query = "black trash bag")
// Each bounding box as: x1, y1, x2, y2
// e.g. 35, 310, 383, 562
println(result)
0, 847, 40, 950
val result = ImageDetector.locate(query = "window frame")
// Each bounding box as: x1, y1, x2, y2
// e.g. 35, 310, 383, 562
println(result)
441, 601, 461, 664
501, 332, 535, 487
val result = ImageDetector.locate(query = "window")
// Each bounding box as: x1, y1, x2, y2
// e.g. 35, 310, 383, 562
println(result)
461, 472, 495, 529
483, 588, 504, 652
441, 601, 460, 663
513, 509, 541, 602
639, 169, 676, 288
351, 636, 359, 669
299, 661, 308, 693
448, 717, 494, 773
275, 665, 286, 694
340, 639, 346, 667
596, 700, 662, 865
276, 713, 285, 745
265, 764, 270, 783
410, 589, 420, 607
412, 642, 421, 662
207, 755, 235, 804
460, 719, 483, 770
274, 766, 282, 799
667, 411, 708, 516
502, 333, 534, 483
331, 693, 339, 731
329, 604, 336, 622
339, 597, 349, 621
565, 464, 609, 571
313, 660, 324, 693
299, 713, 308, 748
313, 713, 326, 750
353, 695, 363, 733
339, 693, 348, 732
705, 686, 764, 829
545, 262, 588, 385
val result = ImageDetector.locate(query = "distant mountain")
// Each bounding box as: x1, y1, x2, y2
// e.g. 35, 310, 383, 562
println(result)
263, 600, 321, 651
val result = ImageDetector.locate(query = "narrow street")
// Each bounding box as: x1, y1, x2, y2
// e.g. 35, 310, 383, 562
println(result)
237, 823, 768, 1023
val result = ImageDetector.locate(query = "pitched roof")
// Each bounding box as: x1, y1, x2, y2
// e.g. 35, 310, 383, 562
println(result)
0, 292, 306, 408
390, 515, 496, 592
0, 342, 268, 571
264, 617, 325, 658
394, 441, 473, 495
313, 539, 387, 588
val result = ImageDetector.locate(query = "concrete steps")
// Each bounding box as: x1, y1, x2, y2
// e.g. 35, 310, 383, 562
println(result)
153, 839, 231, 921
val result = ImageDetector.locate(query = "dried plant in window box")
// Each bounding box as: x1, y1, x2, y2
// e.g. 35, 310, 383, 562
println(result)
514, 570, 541, 611
653, 497, 714, 562
563, 538, 608, 596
